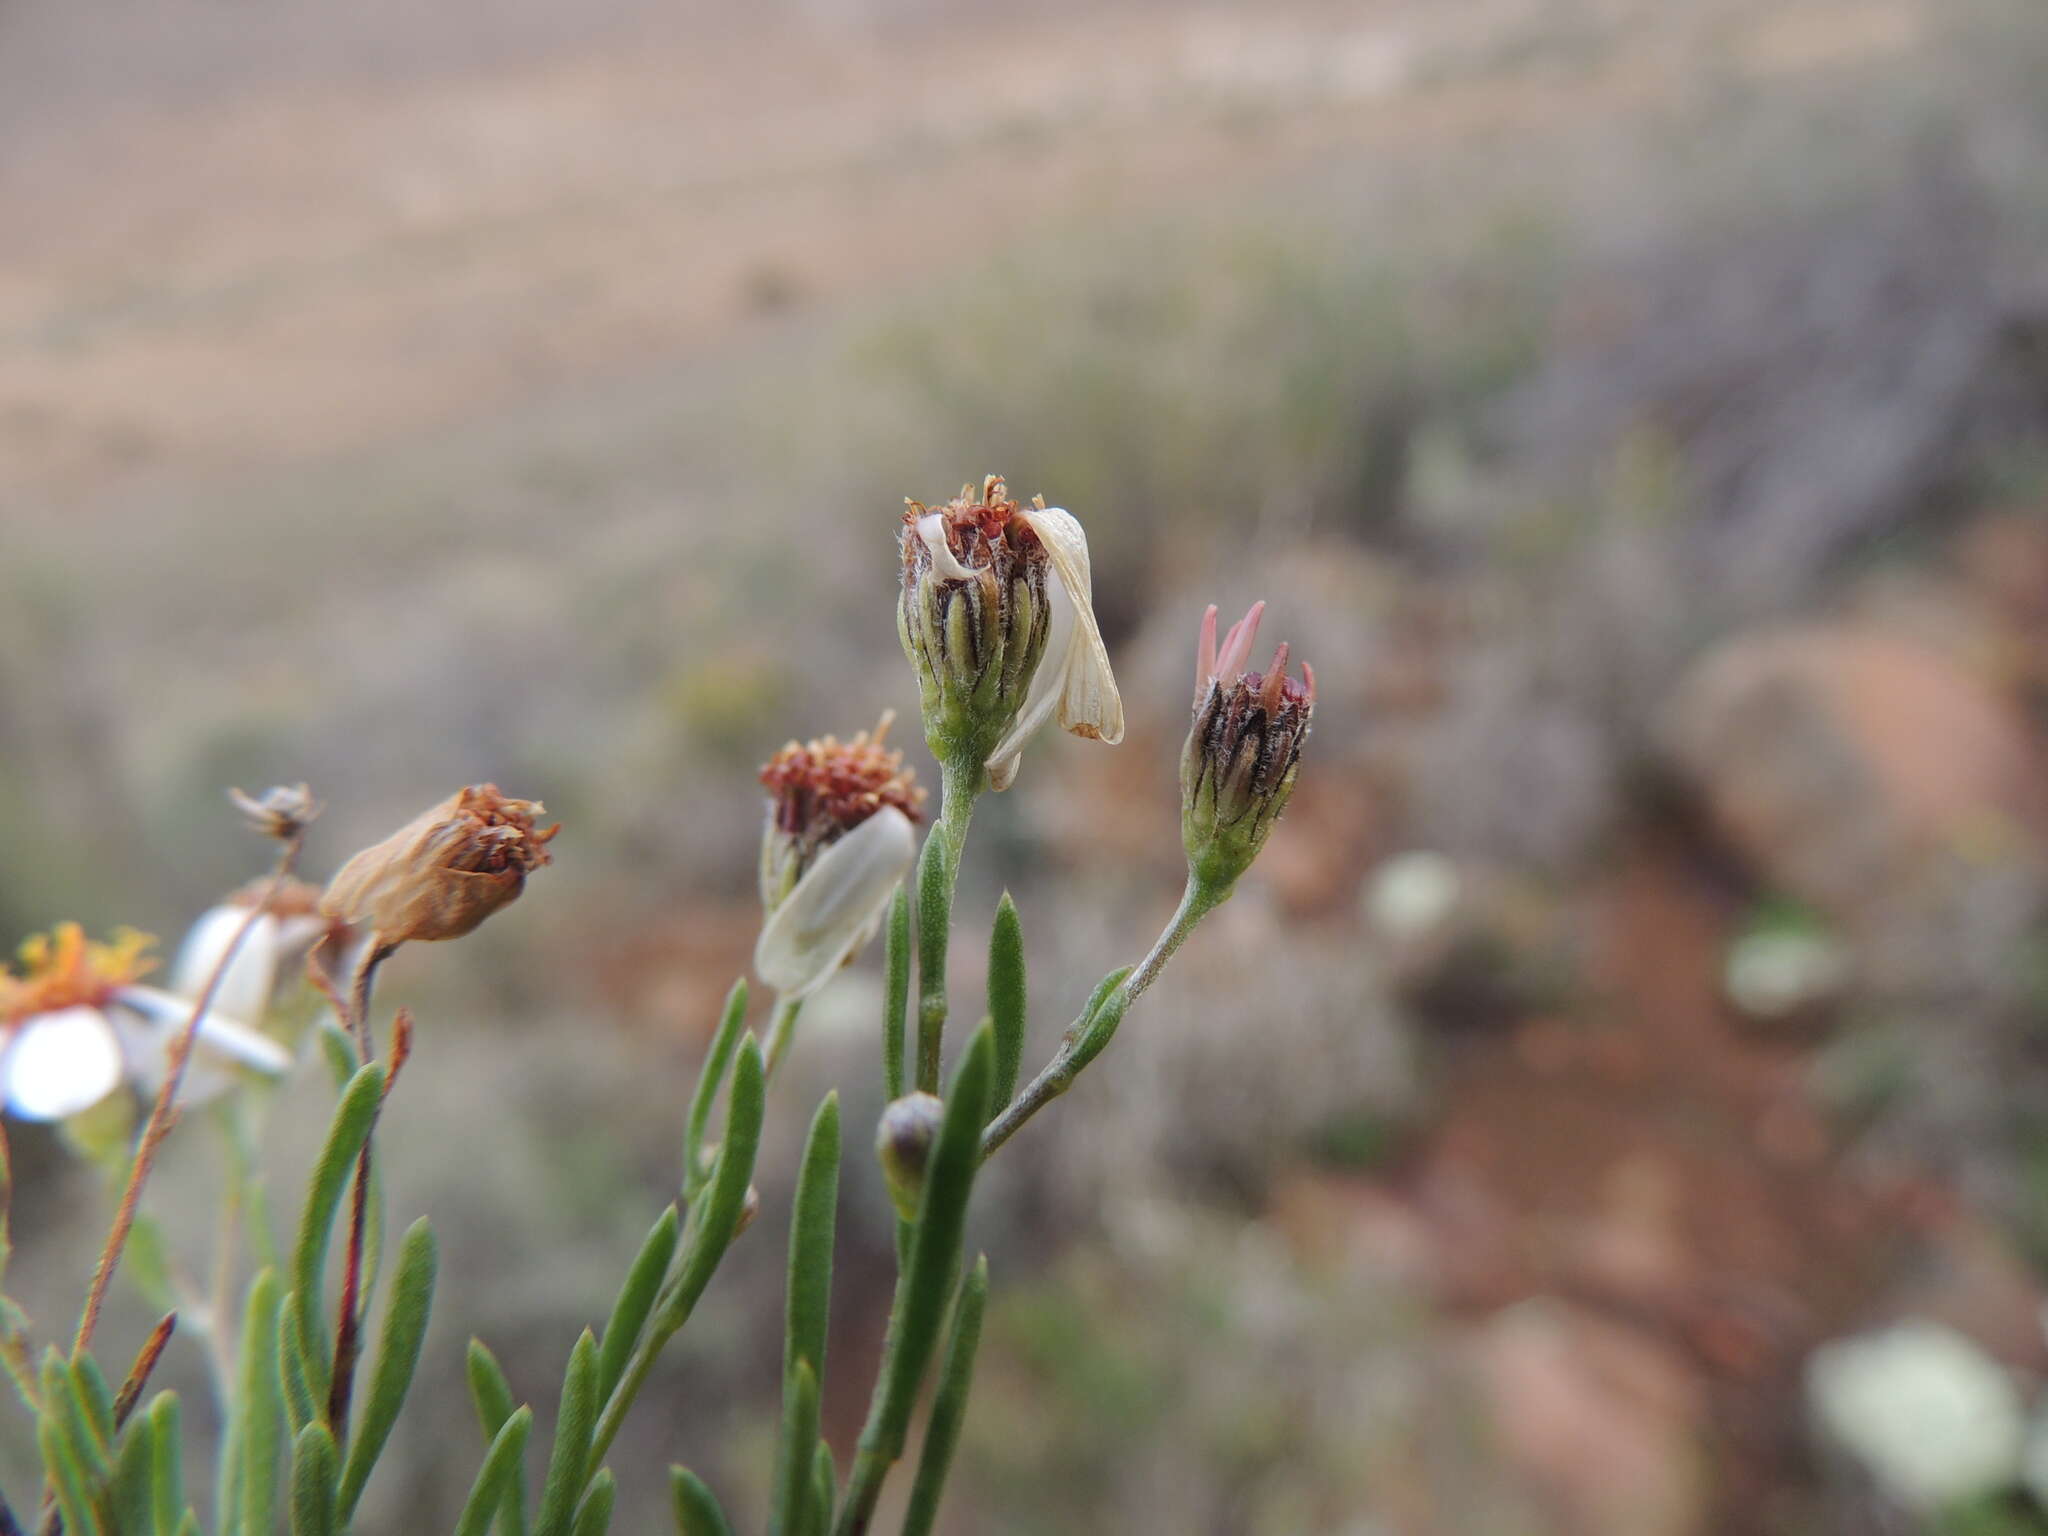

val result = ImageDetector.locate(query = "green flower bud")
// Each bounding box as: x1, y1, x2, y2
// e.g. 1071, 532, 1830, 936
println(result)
875, 1091, 945, 1223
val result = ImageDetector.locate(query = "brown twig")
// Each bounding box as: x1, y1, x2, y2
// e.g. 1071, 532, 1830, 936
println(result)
71, 830, 306, 1360
110, 1312, 176, 1428
325, 940, 396, 1437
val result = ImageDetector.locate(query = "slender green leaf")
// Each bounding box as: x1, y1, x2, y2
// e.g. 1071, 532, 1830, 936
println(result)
1068, 974, 1133, 1075
987, 894, 1026, 1114
237, 1269, 285, 1536
38, 1418, 103, 1536
852, 1025, 992, 1508
288, 1422, 339, 1536
454, 1404, 533, 1536
316, 1022, 359, 1088
668, 1468, 734, 1536
571, 1469, 615, 1536
882, 885, 910, 1101
71, 1353, 115, 1447
337, 1219, 437, 1520
662, 1038, 766, 1332
901, 1256, 989, 1536
176, 1514, 201, 1536
784, 1095, 839, 1394
278, 1293, 318, 1437
596, 1205, 679, 1404
110, 1409, 156, 1536
684, 979, 749, 1199
770, 1359, 819, 1536
42, 1348, 108, 1479
532, 1328, 599, 1536
466, 1339, 527, 1536
149, 1392, 183, 1536
291, 1065, 386, 1383
914, 831, 954, 1093
806, 1441, 835, 1536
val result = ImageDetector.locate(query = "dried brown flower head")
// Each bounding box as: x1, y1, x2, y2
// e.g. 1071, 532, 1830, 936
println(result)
320, 785, 560, 945
759, 711, 924, 899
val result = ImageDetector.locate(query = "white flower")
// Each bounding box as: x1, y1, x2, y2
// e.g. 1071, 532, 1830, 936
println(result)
984, 506, 1123, 791
0, 922, 290, 1121
1808, 1319, 2025, 1509
755, 805, 918, 1000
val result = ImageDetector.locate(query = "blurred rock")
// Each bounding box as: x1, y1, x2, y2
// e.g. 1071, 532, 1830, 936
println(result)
1467, 1299, 1707, 1536
1664, 623, 2040, 923
1363, 851, 1574, 1029
1723, 924, 1851, 1031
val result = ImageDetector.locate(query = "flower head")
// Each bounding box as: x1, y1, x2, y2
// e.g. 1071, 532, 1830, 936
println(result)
320, 785, 559, 946
1181, 602, 1315, 893
898, 476, 1122, 791
755, 715, 921, 999
0, 922, 287, 1121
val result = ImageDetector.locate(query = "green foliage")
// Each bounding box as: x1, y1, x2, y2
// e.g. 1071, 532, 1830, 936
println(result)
915, 828, 955, 1094
883, 885, 911, 1101
684, 979, 750, 1200
291, 1064, 387, 1394
454, 1406, 534, 1536
289, 1423, 340, 1536
337, 1218, 437, 1520
532, 1330, 599, 1536
987, 894, 1027, 1116
902, 1255, 989, 1536
233, 1270, 285, 1536
668, 1467, 733, 1536
595, 1205, 680, 1404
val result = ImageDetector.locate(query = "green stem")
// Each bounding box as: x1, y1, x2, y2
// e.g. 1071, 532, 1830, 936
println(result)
979, 876, 1223, 1160
763, 996, 804, 1081
915, 759, 980, 1094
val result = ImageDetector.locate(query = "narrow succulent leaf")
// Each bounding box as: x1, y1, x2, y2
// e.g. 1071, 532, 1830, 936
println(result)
279, 1294, 318, 1436
664, 1038, 766, 1330
882, 885, 910, 1100
291, 1065, 387, 1383
570, 1469, 615, 1536
175, 1514, 201, 1536
785, 1096, 840, 1398
914, 830, 954, 1094
38, 1419, 103, 1536
770, 1359, 820, 1536
532, 1329, 599, 1536
453, 1405, 533, 1536
467, 1337, 518, 1438
236, 1269, 285, 1536
110, 1410, 157, 1536
337, 1219, 437, 1520
123, 1215, 180, 1315
684, 979, 749, 1200
149, 1392, 183, 1536
596, 1205, 679, 1404
806, 1441, 835, 1536
70, 1353, 115, 1446
987, 896, 1027, 1114
668, 1468, 734, 1536
901, 1256, 990, 1536
288, 1422, 340, 1536
1069, 972, 1135, 1075
42, 1348, 108, 1477
859, 1024, 993, 1497
316, 1022, 359, 1087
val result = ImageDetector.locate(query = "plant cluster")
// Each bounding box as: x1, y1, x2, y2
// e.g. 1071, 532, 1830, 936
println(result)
0, 482, 1312, 1534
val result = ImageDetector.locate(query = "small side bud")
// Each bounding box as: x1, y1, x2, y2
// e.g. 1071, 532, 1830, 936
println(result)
1181, 602, 1314, 894
734, 1184, 762, 1238
875, 1091, 945, 1223
229, 783, 321, 841
320, 785, 559, 946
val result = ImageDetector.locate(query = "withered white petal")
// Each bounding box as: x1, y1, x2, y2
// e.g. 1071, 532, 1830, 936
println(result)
984, 554, 1078, 792
112, 985, 292, 1104
1, 1006, 125, 1121
915, 514, 977, 582
754, 806, 917, 999
171, 906, 279, 1030
982, 508, 1124, 790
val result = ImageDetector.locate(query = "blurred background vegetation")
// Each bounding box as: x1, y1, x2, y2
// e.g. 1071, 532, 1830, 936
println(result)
5, 0, 2048, 1529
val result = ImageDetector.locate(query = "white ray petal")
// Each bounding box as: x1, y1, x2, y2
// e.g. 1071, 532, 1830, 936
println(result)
984, 554, 1078, 792
915, 514, 976, 581
171, 906, 279, 1027
1, 1007, 126, 1121
754, 807, 917, 999
112, 986, 292, 1104
1022, 508, 1124, 748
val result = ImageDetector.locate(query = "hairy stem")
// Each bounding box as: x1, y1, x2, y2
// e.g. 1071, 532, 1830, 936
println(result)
979, 877, 1222, 1160
763, 995, 805, 1081
326, 939, 396, 1436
